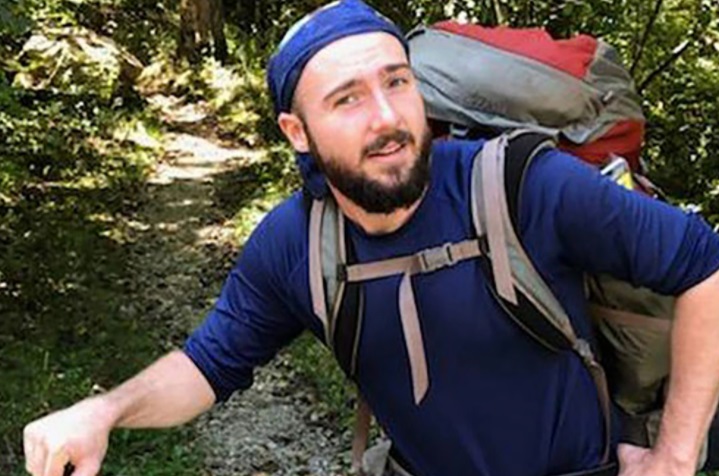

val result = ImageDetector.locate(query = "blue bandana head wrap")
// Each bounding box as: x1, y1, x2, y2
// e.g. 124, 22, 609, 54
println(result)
266, 0, 408, 198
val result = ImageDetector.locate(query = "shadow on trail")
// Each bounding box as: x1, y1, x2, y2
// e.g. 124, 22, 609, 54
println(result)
212, 147, 300, 219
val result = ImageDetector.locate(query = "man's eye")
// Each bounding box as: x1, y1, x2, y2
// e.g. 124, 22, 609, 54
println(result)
335, 94, 358, 107
388, 76, 409, 88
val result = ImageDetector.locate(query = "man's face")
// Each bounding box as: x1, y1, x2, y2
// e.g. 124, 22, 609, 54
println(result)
282, 32, 432, 214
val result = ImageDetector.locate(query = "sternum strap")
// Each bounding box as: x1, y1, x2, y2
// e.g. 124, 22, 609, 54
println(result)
343, 239, 483, 405
345, 239, 482, 281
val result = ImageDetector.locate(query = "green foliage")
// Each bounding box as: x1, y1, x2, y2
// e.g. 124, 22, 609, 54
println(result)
286, 333, 358, 429
197, 56, 282, 146
0, 0, 32, 40
69, 0, 180, 63
12, 26, 143, 100
0, 2, 203, 473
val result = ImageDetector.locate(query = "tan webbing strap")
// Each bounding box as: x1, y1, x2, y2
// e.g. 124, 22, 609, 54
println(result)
352, 396, 372, 473
481, 136, 518, 304
326, 206, 348, 350
470, 145, 485, 238
588, 304, 671, 333
399, 272, 429, 404
345, 240, 482, 282
342, 239, 482, 406
309, 200, 329, 331
576, 340, 613, 464
338, 204, 347, 271
350, 290, 365, 377
346, 255, 418, 281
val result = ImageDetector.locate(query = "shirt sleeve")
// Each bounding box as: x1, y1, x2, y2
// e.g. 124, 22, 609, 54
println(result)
520, 149, 719, 295
183, 213, 306, 402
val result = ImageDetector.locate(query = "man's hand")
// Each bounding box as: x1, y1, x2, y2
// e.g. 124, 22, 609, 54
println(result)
617, 443, 695, 476
22, 351, 215, 476
23, 397, 113, 476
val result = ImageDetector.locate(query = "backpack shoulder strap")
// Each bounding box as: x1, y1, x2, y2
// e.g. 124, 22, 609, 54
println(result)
472, 131, 579, 351
307, 195, 363, 379
472, 131, 611, 462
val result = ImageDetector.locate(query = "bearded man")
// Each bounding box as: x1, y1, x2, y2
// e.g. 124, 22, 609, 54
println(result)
23, 1, 719, 476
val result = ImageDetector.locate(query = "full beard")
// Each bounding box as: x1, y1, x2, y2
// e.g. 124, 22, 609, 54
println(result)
307, 126, 433, 214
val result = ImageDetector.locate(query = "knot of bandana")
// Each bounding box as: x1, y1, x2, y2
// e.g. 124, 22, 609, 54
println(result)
266, 0, 408, 198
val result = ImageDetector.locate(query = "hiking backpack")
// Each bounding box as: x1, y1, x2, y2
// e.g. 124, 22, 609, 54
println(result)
307, 131, 697, 474
305, 22, 708, 474
406, 22, 678, 425
408, 22, 646, 171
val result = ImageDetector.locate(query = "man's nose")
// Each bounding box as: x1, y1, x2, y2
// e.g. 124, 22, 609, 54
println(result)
369, 91, 400, 132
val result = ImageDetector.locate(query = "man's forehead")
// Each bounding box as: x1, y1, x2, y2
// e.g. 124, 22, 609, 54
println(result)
297, 32, 409, 93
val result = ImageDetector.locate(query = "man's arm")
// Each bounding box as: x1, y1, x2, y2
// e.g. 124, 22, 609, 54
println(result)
518, 150, 719, 474
23, 350, 215, 476
619, 267, 719, 476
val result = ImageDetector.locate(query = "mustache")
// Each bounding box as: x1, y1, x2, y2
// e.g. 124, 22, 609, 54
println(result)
363, 129, 414, 157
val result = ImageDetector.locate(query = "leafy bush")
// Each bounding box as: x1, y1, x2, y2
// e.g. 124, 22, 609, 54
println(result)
13, 26, 144, 100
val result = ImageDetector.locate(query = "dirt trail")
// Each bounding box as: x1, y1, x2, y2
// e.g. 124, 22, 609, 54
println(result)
129, 103, 348, 475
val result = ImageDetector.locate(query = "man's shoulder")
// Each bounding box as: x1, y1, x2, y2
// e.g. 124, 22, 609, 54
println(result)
431, 137, 484, 162
244, 190, 310, 265
428, 138, 484, 194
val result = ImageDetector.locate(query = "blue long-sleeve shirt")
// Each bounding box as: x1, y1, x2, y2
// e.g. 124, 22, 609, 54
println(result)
185, 139, 719, 476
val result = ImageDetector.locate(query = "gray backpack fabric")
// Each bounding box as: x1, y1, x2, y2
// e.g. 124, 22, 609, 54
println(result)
407, 25, 643, 143
406, 24, 645, 169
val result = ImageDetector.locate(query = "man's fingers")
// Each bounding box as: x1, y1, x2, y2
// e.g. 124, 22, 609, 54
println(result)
71, 460, 101, 476
42, 445, 70, 476
23, 433, 38, 475
616, 442, 651, 474
25, 438, 46, 476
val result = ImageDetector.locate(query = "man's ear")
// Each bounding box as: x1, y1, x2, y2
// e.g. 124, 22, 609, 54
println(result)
278, 112, 309, 153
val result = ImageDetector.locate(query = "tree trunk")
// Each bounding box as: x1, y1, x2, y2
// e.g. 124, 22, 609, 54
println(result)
178, 0, 200, 63
177, 0, 227, 64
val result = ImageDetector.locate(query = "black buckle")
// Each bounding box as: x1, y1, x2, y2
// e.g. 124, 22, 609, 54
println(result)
336, 264, 348, 282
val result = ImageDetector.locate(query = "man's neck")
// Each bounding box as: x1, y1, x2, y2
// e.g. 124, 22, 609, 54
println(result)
330, 185, 426, 235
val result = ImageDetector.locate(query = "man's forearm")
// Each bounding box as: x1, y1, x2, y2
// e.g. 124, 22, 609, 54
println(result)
23, 350, 216, 476
102, 350, 216, 429
655, 268, 719, 469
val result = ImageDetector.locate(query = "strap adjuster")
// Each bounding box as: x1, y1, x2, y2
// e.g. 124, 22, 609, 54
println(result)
336, 264, 348, 282
418, 243, 455, 273
574, 338, 596, 365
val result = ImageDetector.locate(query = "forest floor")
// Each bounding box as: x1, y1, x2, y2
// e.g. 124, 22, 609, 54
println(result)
0, 94, 351, 475
121, 98, 351, 475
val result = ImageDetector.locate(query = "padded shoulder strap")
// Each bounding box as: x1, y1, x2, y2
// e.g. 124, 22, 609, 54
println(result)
503, 130, 555, 230
472, 131, 579, 351
471, 131, 612, 462
307, 196, 363, 379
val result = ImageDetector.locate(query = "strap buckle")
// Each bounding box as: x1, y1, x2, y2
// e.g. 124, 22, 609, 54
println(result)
418, 243, 455, 274
574, 338, 596, 365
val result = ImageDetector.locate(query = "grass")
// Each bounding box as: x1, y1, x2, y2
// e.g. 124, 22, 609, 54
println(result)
285, 333, 358, 432
0, 104, 208, 475
0, 206, 209, 476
